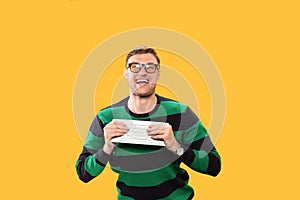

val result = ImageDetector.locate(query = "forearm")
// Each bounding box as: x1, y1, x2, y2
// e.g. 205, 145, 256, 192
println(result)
181, 147, 221, 176
181, 136, 221, 176
76, 147, 111, 183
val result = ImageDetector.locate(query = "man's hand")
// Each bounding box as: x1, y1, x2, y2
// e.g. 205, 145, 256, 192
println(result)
147, 123, 180, 153
103, 119, 129, 154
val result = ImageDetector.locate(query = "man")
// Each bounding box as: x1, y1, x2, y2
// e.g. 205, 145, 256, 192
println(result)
75, 46, 221, 199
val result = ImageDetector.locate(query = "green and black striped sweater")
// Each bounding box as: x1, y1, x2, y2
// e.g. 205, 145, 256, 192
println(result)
76, 94, 221, 200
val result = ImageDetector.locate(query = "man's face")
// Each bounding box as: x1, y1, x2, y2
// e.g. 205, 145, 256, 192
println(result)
124, 53, 160, 97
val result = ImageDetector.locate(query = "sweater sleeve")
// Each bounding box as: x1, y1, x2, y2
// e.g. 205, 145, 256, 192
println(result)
179, 107, 221, 177
75, 115, 111, 183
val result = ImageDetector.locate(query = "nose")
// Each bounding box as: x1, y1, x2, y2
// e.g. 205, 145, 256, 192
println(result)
138, 66, 148, 75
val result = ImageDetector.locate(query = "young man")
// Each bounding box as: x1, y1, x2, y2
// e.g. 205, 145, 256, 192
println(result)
75, 46, 221, 200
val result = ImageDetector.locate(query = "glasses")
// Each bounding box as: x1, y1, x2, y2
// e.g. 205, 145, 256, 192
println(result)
126, 62, 160, 73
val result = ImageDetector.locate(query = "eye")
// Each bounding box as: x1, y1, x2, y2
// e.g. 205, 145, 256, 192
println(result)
130, 63, 140, 69
128, 63, 142, 73
146, 63, 157, 72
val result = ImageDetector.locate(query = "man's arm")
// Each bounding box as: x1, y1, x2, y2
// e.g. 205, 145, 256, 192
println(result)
147, 106, 221, 176
180, 133, 221, 176
179, 107, 221, 177
75, 116, 128, 183
75, 116, 110, 183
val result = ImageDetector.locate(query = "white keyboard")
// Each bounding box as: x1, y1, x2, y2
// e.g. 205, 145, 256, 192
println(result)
111, 119, 166, 146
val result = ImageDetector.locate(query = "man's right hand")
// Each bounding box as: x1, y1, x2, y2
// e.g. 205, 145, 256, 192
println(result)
103, 119, 129, 154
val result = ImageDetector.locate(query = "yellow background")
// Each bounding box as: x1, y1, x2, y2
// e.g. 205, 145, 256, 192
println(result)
1, 0, 299, 199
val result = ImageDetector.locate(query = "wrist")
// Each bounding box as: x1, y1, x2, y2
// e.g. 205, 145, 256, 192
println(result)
168, 141, 185, 156
94, 148, 112, 165
103, 143, 114, 155
169, 141, 181, 153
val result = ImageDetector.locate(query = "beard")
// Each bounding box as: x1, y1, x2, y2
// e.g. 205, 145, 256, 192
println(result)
132, 84, 156, 98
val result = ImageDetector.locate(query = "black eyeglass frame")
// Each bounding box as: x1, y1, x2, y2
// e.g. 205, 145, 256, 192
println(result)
126, 62, 160, 73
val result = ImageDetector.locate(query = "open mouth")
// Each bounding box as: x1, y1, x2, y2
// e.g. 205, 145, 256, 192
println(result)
136, 79, 149, 84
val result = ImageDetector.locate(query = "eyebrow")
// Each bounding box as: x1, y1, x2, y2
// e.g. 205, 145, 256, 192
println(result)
128, 62, 158, 64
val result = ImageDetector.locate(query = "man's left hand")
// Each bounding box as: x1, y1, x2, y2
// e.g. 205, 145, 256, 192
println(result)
147, 123, 180, 153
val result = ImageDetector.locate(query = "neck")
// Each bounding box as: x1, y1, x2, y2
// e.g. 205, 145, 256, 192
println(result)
128, 93, 157, 114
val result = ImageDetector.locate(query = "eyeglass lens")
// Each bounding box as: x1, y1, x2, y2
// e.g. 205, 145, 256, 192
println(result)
128, 63, 158, 73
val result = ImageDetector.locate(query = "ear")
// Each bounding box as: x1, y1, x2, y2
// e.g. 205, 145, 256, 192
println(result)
157, 70, 160, 80
124, 68, 128, 79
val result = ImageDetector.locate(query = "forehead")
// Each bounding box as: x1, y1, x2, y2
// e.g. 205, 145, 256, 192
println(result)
127, 53, 158, 63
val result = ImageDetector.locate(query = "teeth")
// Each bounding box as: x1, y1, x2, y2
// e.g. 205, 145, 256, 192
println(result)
136, 80, 149, 84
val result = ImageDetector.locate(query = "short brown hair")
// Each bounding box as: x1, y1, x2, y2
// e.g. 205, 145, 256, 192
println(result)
125, 46, 160, 65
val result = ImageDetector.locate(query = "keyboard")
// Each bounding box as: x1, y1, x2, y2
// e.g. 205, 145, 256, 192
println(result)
111, 119, 166, 146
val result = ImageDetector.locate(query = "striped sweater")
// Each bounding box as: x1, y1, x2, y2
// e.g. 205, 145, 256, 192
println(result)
76, 94, 221, 200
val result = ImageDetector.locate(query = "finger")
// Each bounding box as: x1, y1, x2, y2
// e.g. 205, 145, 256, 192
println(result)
112, 131, 125, 137
148, 123, 165, 129
106, 127, 128, 135
107, 123, 129, 131
113, 122, 129, 131
148, 131, 164, 137
150, 134, 165, 141
112, 125, 129, 132
149, 123, 171, 131
147, 126, 170, 136
147, 125, 165, 134
107, 131, 125, 140
147, 127, 165, 135
104, 129, 125, 140
110, 120, 126, 128
113, 120, 128, 126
